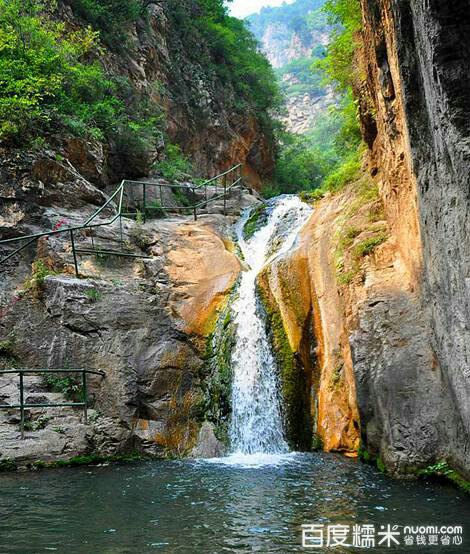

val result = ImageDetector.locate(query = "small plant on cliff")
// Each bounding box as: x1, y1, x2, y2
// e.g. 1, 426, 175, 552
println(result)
0, 334, 17, 368
23, 415, 50, 432
43, 374, 82, 402
24, 260, 56, 299
85, 288, 102, 303
153, 144, 192, 182
352, 232, 388, 258
0, 337, 14, 357
416, 461, 470, 492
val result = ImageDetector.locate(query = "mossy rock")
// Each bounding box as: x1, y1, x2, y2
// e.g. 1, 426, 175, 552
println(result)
243, 203, 268, 240
416, 461, 470, 494
199, 285, 239, 444
257, 271, 312, 451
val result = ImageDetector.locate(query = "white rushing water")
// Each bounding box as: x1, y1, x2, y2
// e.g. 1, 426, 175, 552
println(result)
227, 195, 312, 463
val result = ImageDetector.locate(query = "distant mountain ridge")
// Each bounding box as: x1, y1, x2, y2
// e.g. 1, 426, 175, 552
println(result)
247, 0, 335, 134
247, 0, 327, 68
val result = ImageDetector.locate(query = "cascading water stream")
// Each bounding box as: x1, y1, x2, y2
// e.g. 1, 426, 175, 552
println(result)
228, 196, 312, 458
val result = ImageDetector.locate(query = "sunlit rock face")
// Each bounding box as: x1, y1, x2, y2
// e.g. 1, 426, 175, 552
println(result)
347, 0, 470, 475
258, 200, 361, 455
0, 162, 258, 466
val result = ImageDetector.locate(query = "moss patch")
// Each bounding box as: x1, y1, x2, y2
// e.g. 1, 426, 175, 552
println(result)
417, 461, 470, 494
332, 176, 389, 285
243, 203, 268, 240
0, 452, 150, 473
0, 459, 18, 472
359, 448, 470, 494
257, 271, 311, 450
200, 285, 239, 444
352, 232, 388, 258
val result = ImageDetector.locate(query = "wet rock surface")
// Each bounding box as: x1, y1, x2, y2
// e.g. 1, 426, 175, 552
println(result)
0, 171, 258, 467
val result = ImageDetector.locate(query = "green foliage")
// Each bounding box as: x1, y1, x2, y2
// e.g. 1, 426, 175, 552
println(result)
273, 133, 329, 193
51, 452, 146, 468
268, 0, 363, 197
85, 288, 102, 302
271, 6, 330, 100
72, 0, 142, 49
0, 0, 162, 174
23, 415, 50, 432
154, 144, 192, 181
417, 461, 470, 494
247, 0, 326, 39
0, 459, 17, 472
352, 232, 388, 258
243, 203, 267, 240
0, 333, 17, 368
376, 457, 386, 473
172, 188, 191, 208
43, 374, 82, 402
0, 337, 14, 356
0, 0, 95, 140
316, 0, 361, 93
166, 0, 280, 130
337, 269, 356, 285
261, 182, 282, 199
135, 210, 144, 225
268, 93, 361, 196
24, 260, 56, 297
147, 200, 166, 218
299, 189, 325, 203
323, 148, 361, 191
199, 14, 281, 118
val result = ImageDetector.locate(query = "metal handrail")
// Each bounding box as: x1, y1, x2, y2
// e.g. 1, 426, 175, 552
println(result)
0, 368, 105, 438
0, 164, 244, 277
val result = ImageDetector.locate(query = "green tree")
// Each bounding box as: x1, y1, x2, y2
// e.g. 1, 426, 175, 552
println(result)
72, 0, 142, 49
316, 0, 362, 92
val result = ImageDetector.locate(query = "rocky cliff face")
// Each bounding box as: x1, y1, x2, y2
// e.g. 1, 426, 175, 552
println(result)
247, 0, 335, 135
0, 168, 258, 466
356, 0, 470, 477
260, 22, 322, 69
54, 1, 274, 186
300, 0, 470, 477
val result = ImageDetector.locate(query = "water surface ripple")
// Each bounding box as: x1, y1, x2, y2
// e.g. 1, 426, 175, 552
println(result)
0, 454, 468, 553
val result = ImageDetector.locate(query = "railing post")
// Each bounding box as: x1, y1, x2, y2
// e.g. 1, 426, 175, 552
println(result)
119, 215, 124, 244
82, 371, 88, 425
159, 184, 163, 210
143, 183, 147, 223
69, 229, 79, 278
19, 372, 24, 440
192, 187, 197, 221
223, 174, 227, 216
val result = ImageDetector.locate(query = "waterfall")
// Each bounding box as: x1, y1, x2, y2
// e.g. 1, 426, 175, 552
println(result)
229, 195, 312, 457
